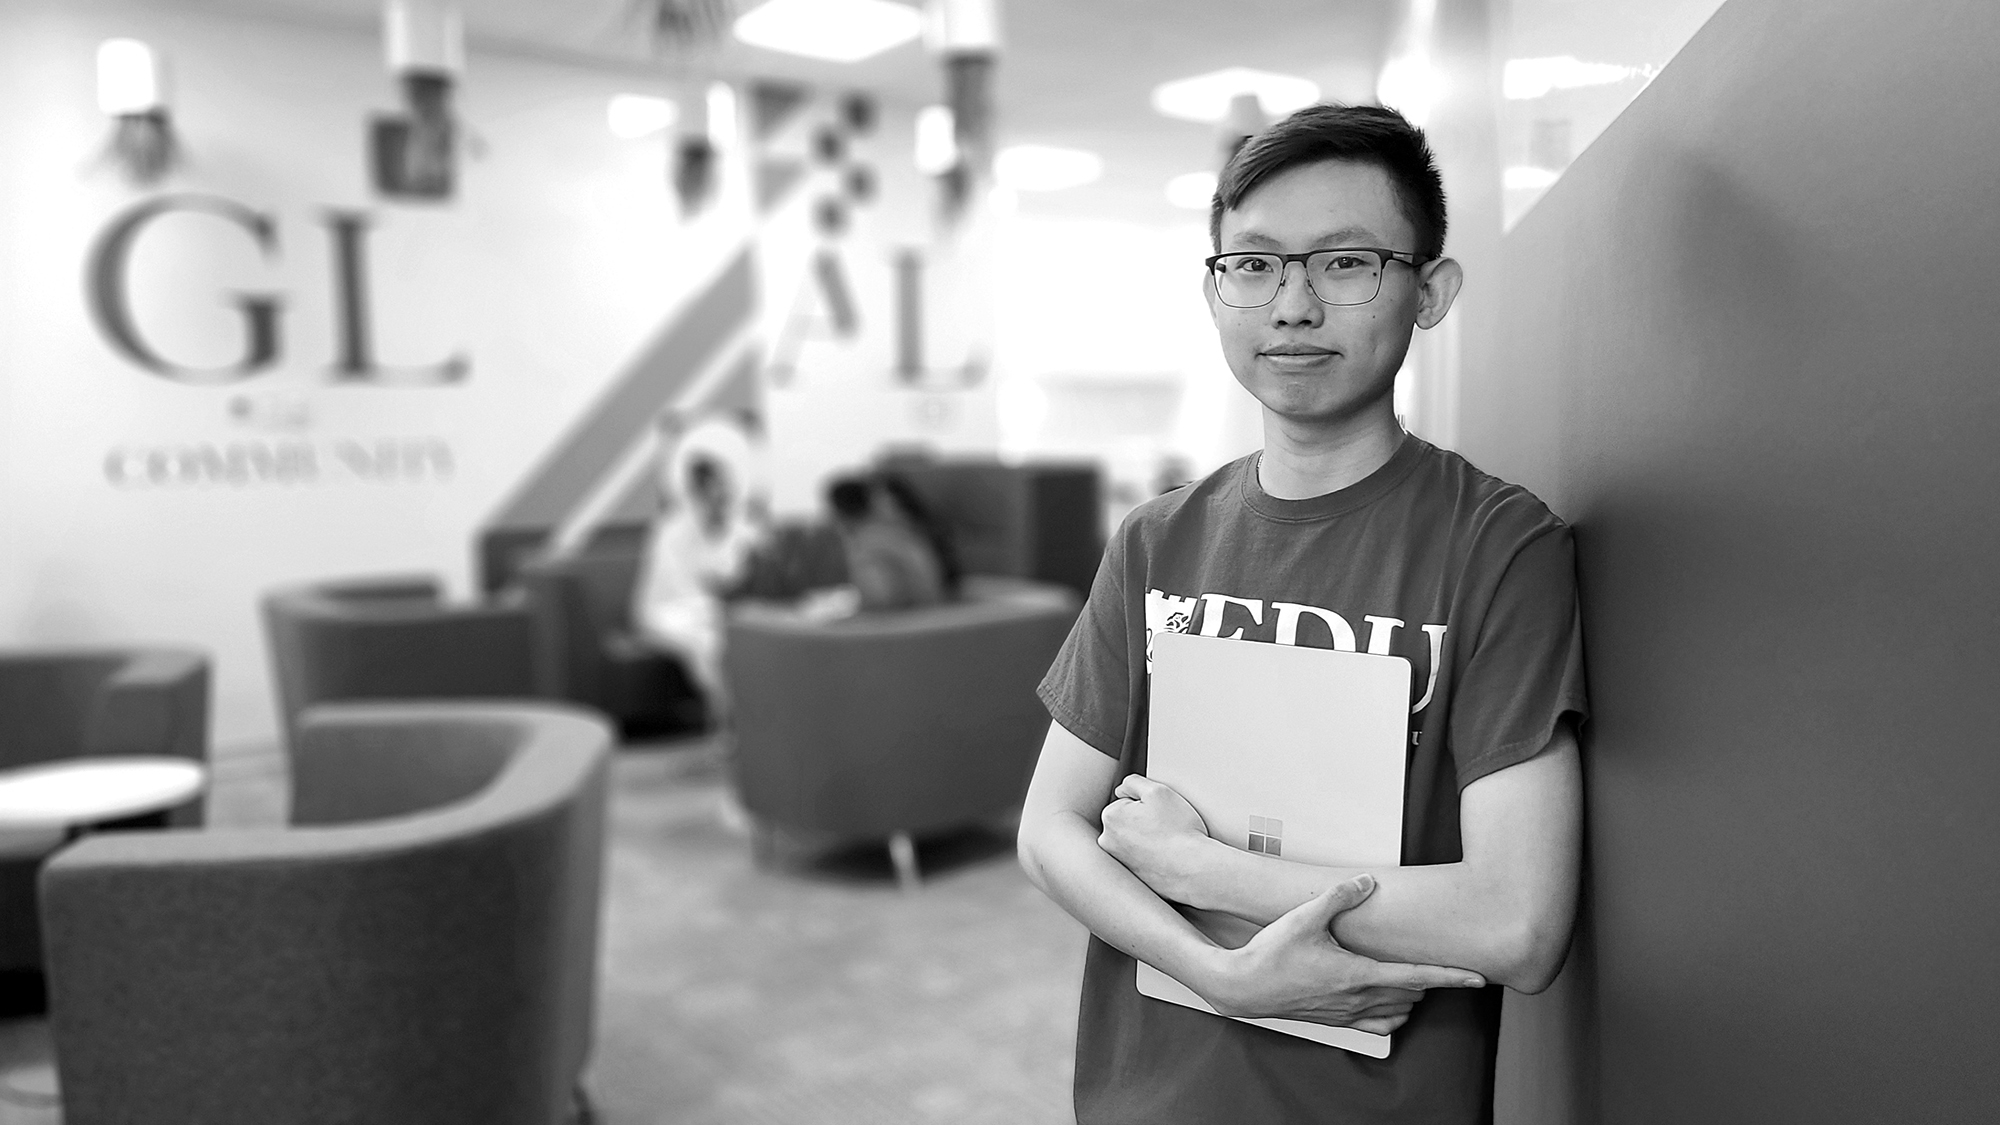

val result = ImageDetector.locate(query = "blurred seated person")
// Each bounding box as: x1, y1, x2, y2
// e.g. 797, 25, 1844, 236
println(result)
800, 473, 957, 619
633, 447, 765, 710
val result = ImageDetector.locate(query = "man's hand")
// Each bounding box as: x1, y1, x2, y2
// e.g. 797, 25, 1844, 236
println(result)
1195, 875, 1486, 1034
1098, 774, 1216, 904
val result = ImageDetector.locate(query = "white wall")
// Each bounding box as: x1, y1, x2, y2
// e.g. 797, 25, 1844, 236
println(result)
989, 213, 1263, 520
0, 0, 987, 748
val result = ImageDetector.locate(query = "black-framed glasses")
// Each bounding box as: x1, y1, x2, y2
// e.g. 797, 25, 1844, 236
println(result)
1204, 248, 1432, 308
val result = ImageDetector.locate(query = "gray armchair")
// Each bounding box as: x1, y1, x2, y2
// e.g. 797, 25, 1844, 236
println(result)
516, 546, 708, 736
38, 701, 612, 1125
0, 648, 209, 975
724, 577, 1079, 886
260, 576, 536, 747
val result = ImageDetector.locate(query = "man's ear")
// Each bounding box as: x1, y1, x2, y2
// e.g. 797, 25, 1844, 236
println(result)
1414, 256, 1464, 330
1200, 266, 1222, 323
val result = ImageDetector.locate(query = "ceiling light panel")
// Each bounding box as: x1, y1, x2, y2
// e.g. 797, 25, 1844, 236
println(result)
994, 145, 1102, 192
607, 94, 677, 139
1503, 56, 1646, 100
1165, 172, 1215, 210
733, 0, 924, 64
1151, 68, 1320, 124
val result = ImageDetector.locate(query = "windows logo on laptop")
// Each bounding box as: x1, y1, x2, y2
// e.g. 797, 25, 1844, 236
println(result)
1247, 815, 1283, 856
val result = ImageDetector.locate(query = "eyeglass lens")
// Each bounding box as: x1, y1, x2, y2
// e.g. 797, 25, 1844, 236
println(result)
1210, 250, 1386, 308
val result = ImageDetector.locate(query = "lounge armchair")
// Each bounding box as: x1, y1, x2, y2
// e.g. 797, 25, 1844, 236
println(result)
0, 648, 208, 976
724, 576, 1080, 886
260, 576, 536, 747
515, 545, 708, 736
38, 701, 612, 1125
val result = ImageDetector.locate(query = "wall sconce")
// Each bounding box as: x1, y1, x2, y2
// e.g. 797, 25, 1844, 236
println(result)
672, 81, 737, 216
372, 0, 464, 201
97, 39, 180, 187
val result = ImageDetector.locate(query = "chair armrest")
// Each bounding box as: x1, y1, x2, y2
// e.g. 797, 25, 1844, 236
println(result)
517, 561, 600, 702
290, 703, 516, 826
305, 604, 538, 701
313, 574, 443, 604
82, 650, 209, 760
82, 649, 210, 825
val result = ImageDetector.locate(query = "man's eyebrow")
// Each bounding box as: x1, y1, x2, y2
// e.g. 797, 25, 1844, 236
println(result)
1223, 226, 1384, 250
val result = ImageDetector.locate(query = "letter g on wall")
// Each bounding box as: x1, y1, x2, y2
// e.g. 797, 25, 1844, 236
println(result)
86, 194, 282, 383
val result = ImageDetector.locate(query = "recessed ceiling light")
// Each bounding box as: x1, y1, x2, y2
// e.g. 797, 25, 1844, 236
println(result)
994, 145, 1102, 192
1165, 171, 1216, 210
1151, 68, 1320, 124
607, 94, 677, 139
733, 0, 923, 64
1503, 56, 1645, 100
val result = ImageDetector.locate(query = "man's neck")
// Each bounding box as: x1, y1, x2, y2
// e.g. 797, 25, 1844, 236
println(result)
1256, 404, 1407, 500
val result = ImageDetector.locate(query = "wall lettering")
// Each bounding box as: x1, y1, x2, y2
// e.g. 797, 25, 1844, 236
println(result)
102, 437, 453, 488
84, 194, 470, 384
86, 195, 283, 383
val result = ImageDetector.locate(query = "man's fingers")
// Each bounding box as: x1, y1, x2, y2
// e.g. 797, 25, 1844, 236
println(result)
1357, 986, 1425, 1007
1350, 1014, 1409, 1036
1259, 874, 1379, 941
1114, 774, 1161, 801
1352, 1001, 1414, 1021
1310, 874, 1378, 922
1372, 961, 1486, 991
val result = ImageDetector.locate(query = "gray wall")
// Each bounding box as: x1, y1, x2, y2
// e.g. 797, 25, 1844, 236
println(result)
1466, 1, 2000, 1122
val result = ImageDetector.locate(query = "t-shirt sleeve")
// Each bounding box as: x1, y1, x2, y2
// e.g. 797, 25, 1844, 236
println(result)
1037, 523, 1133, 760
1449, 523, 1589, 789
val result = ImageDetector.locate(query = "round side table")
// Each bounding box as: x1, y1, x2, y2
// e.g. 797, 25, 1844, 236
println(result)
0, 757, 207, 831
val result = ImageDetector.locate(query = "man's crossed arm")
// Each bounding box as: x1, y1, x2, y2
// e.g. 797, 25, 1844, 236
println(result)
1016, 720, 1581, 1032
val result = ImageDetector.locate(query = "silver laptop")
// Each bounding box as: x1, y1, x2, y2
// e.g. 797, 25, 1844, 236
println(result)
1138, 629, 1410, 1058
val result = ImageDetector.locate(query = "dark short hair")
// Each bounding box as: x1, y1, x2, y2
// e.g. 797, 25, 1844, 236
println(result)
827, 476, 873, 520
686, 454, 723, 492
1209, 103, 1447, 260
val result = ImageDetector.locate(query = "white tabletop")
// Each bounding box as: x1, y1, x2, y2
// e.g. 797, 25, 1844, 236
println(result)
0, 756, 207, 830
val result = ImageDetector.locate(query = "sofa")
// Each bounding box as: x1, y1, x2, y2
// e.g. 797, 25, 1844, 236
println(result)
38, 701, 612, 1125
260, 576, 537, 747
0, 648, 209, 978
876, 457, 1104, 596
724, 576, 1080, 885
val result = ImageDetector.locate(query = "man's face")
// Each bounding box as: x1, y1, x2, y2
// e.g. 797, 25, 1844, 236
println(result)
1206, 159, 1455, 430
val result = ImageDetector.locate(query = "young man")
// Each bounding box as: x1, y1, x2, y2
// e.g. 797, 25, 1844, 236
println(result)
1017, 104, 1587, 1124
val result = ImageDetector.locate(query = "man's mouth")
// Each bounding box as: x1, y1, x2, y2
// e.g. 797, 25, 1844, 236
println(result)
1260, 346, 1337, 358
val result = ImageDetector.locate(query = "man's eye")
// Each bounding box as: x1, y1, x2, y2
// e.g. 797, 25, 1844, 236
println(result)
1323, 254, 1373, 272
1233, 256, 1276, 274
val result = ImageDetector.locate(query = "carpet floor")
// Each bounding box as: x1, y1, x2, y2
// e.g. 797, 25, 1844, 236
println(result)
0, 735, 1088, 1125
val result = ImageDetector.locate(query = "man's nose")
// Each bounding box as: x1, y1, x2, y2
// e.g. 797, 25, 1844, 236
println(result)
1268, 261, 1323, 325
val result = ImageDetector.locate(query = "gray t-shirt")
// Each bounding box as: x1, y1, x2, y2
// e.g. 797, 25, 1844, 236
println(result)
1037, 435, 1588, 1125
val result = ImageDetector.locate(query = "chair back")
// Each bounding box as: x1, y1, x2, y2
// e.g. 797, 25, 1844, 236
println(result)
0, 653, 133, 769
260, 578, 536, 746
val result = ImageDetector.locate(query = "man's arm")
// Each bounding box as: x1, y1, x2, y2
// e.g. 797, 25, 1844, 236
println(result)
1099, 725, 1582, 994
1016, 721, 1488, 1031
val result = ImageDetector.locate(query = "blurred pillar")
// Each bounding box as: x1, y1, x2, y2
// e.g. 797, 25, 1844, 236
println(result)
1391, 0, 1502, 452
